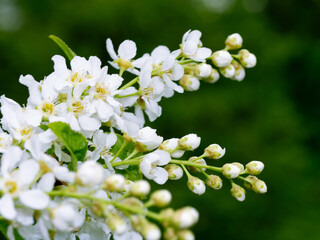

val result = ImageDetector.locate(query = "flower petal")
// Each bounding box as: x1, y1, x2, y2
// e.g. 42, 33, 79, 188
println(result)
153, 167, 169, 185
118, 40, 136, 60
0, 194, 16, 220
106, 38, 118, 60
19, 190, 50, 210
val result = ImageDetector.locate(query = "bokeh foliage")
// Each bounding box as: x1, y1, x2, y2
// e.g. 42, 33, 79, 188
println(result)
0, 0, 320, 239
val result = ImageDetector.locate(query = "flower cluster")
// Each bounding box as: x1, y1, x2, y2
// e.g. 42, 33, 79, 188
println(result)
0, 31, 263, 240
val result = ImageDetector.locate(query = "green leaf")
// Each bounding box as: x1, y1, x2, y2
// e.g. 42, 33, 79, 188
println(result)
48, 122, 88, 171
49, 35, 77, 61
110, 134, 136, 160
116, 165, 143, 182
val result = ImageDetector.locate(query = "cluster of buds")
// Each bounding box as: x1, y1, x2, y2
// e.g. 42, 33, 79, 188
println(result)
0, 30, 263, 239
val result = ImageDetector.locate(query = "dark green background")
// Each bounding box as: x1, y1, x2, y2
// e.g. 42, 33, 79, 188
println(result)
1, 0, 319, 239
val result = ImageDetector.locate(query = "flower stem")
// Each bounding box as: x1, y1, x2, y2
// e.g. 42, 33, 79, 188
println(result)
120, 77, 139, 90
110, 140, 128, 163
170, 159, 222, 173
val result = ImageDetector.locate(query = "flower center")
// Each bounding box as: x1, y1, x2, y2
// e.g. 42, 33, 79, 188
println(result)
5, 180, 18, 195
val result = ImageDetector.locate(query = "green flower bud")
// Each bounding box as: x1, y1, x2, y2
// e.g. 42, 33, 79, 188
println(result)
239, 49, 257, 68
243, 175, 259, 190
103, 174, 125, 192
187, 157, 207, 173
245, 161, 264, 175
220, 64, 236, 78
187, 176, 206, 195
165, 164, 184, 180
106, 214, 127, 235
232, 162, 244, 172
206, 175, 223, 190
231, 60, 245, 82
222, 163, 241, 179
130, 180, 150, 198
178, 229, 195, 240
252, 180, 267, 194
230, 183, 246, 202
164, 228, 178, 240
151, 190, 172, 207
203, 68, 220, 84
225, 33, 243, 50
204, 144, 226, 159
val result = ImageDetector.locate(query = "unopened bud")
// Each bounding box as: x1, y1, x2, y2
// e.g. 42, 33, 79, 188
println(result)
142, 222, 161, 240
130, 180, 150, 197
195, 63, 212, 78
164, 228, 178, 240
252, 180, 267, 194
243, 175, 258, 190
178, 229, 195, 240
232, 162, 244, 172
103, 174, 125, 192
239, 49, 257, 68
245, 161, 264, 175
106, 214, 127, 235
204, 144, 226, 160
151, 190, 172, 207
187, 176, 206, 195
178, 134, 201, 151
75, 161, 104, 187
220, 64, 236, 78
225, 33, 243, 50
159, 138, 185, 158
222, 163, 241, 179
122, 197, 143, 208
231, 60, 245, 81
230, 183, 246, 202
187, 157, 206, 173
206, 175, 223, 190
165, 164, 184, 180
179, 75, 200, 91
172, 207, 199, 229
212, 50, 233, 67
204, 68, 220, 84
160, 208, 175, 227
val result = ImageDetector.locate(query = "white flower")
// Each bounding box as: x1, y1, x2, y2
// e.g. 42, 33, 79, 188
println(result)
51, 204, 85, 232
220, 64, 236, 78
159, 138, 185, 158
195, 63, 212, 78
211, 50, 233, 67
180, 30, 212, 62
239, 49, 257, 68
187, 177, 206, 195
222, 163, 241, 179
225, 33, 243, 50
130, 180, 151, 197
90, 130, 117, 162
106, 38, 140, 74
151, 190, 172, 207
204, 144, 226, 159
179, 75, 200, 91
173, 207, 199, 229
140, 150, 171, 184
246, 161, 264, 175
231, 60, 246, 81
204, 68, 220, 84
135, 127, 163, 152
178, 134, 201, 151
0, 131, 12, 153
76, 161, 105, 187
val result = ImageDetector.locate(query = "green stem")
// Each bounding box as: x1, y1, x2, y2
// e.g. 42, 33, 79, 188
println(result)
200, 169, 210, 179
178, 59, 196, 64
180, 163, 192, 179
123, 149, 140, 161
170, 159, 222, 173
120, 77, 139, 90
114, 92, 139, 99
237, 175, 252, 184
111, 159, 140, 167
110, 141, 128, 163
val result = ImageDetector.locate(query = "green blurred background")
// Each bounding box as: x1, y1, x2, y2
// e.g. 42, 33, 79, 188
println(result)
0, 0, 320, 239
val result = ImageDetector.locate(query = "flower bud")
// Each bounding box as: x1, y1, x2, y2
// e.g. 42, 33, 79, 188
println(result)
151, 190, 172, 207
244, 175, 258, 190
220, 64, 236, 78
252, 180, 267, 194
230, 183, 246, 202
165, 164, 184, 180
130, 180, 150, 197
195, 63, 212, 78
178, 134, 201, 151
103, 174, 125, 192
142, 222, 161, 240
222, 163, 241, 179
245, 161, 264, 175
135, 127, 163, 152
187, 157, 206, 173
106, 214, 127, 235
178, 229, 195, 240
206, 175, 223, 190
239, 49, 257, 68
211, 50, 233, 67
187, 176, 206, 195
122, 197, 143, 208
232, 162, 244, 172
225, 33, 243, 50
172, 207, 199, 229
91, 202, 104, 217
164, 228, 178, 240
75, 161, 104, 187
231, 60, 245, 81
204, 144, 226, 159
160, 208, 175, 227
204, 68, 220, 84
179, 75, 200, 91
159, 138, 185, 158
